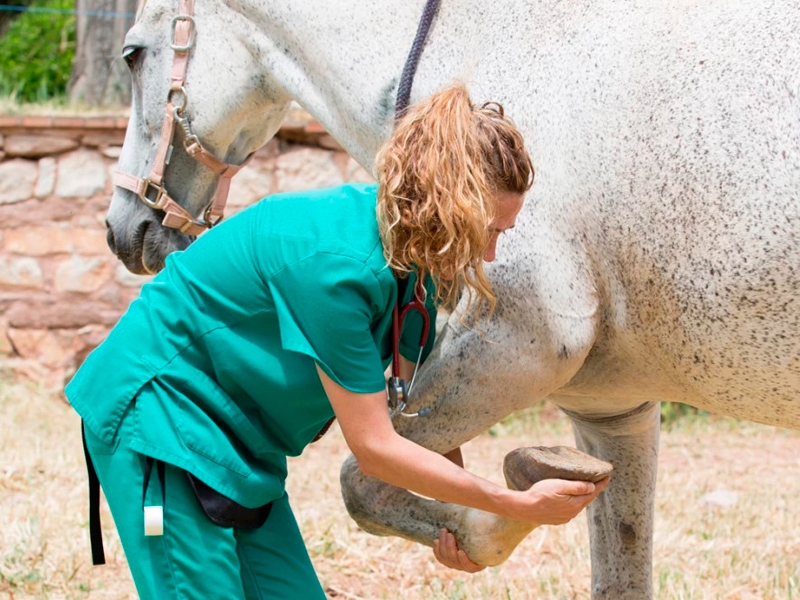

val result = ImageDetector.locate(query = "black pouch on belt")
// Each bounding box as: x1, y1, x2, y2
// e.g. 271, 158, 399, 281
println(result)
185, 472, 273, 528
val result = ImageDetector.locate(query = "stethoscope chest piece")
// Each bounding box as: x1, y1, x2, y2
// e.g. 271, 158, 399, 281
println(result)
388, 277, 432, 419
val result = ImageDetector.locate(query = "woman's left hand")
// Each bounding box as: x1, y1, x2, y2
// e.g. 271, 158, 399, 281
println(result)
433, 529, 486, 573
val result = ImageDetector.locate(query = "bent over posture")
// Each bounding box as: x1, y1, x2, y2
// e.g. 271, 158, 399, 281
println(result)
67, 84, 607, 599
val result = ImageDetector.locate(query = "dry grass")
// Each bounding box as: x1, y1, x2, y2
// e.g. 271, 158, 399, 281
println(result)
0, 97, 130, 116
2, 380, 799, 599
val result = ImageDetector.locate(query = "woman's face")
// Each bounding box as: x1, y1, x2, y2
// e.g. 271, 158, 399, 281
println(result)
484, 191, 524, 262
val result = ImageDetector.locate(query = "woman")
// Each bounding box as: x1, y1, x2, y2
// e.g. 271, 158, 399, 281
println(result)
68, 83, 608, 599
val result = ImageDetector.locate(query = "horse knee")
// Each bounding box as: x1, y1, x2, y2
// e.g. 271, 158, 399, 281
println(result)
339, 455, 398, 536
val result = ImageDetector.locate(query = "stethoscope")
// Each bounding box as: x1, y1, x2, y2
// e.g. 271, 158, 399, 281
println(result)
385, 0, 441, 418
387, 277, 432, 418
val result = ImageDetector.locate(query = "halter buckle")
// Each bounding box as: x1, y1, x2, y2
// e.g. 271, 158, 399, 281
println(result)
203, 204, 223, 228
139, 179, 168, 209
170, 15, 196, 51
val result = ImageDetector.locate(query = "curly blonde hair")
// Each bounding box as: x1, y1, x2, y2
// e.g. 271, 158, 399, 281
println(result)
376, 83, 533, 321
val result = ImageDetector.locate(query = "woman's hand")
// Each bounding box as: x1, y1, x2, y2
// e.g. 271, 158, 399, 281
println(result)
432, 478, 609, 571
433, 529, 486, 573
509, 477, 610, 525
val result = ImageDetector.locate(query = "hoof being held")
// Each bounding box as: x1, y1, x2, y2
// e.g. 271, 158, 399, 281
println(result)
503, 446, 613, 491
450, 447, 612, 566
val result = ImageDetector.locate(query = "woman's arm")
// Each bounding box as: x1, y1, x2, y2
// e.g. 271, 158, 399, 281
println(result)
317, 366, 608, 525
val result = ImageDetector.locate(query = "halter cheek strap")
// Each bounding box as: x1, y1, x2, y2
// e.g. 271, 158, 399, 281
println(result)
113, 0, 253, 237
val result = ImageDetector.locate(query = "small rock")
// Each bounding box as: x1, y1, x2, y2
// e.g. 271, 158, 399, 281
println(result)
0, 317, 13, 355
0, 159, 37, 204
34, 157, 57, 198
4, 135, 79, 158
7, 328, 66, 368
5, 299, 121, 328
4, 226, 108, 256
0, 256, 44, 288
53, 256, 110, 293
56, 149, 107, 198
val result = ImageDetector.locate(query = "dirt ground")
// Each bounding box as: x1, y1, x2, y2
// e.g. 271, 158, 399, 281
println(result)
2, 381, 799, 599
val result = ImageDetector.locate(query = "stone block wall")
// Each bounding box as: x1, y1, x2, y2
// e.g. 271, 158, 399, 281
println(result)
0, 112, 373, 389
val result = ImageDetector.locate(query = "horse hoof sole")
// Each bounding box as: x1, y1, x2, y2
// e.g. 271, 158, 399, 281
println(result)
503, 446, 613, 490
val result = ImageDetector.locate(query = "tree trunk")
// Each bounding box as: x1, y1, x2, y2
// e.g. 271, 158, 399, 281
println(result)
69, 0, 135, 107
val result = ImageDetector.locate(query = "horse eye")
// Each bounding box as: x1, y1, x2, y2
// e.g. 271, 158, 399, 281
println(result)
122, 46, 143, 68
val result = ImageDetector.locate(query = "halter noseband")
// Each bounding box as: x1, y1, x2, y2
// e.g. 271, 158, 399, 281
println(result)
113, 0, 253, 237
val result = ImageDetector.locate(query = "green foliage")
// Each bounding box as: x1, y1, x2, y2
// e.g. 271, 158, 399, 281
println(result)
486, 403, 571, 438
660, 401, 708, 429
0, 0, 76, 102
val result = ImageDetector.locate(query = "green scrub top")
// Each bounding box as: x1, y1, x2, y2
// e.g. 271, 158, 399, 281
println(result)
67, 183, 436, 508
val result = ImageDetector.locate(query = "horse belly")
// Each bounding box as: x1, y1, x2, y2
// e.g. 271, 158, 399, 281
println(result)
562, 216, 800, 429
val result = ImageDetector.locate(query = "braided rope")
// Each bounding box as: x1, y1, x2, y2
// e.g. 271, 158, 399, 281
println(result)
395, 0, 442, 121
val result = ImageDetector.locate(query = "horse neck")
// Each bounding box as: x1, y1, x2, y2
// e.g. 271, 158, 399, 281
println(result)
240, 0, 441, 168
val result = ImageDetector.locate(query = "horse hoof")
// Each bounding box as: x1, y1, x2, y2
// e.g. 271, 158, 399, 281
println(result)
503, 446, 613, 491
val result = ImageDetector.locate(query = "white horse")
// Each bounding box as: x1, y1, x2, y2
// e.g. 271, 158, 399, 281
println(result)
106, 0, 800, 597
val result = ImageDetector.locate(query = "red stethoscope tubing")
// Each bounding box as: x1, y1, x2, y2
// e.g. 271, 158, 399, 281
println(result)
391, 278, 431, 379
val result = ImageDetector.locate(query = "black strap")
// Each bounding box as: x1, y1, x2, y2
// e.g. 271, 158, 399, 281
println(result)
81, 422, 105, 566
142, 456, 166, 509
395, 0, 442, 120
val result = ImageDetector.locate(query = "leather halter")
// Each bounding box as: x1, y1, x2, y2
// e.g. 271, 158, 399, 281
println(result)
113, 0, 252, 237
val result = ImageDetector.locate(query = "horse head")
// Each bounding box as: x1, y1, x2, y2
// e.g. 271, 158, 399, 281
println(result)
107, 0, 291, 274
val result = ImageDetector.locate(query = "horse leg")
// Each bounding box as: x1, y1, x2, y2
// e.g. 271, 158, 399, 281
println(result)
340, 328, 540, 566
556, 400, 661, 600
342, 302, 597, 566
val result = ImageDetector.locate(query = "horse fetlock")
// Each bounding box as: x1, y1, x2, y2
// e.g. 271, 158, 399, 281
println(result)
503, 446, 614, 490
451, 508, 537, 566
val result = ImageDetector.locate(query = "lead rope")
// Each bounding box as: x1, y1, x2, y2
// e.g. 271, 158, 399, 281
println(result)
395, 0, 442, 119
388, 0, 441, 417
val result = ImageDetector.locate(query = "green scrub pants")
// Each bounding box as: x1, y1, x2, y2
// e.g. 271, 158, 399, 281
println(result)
84, 418, 327, 600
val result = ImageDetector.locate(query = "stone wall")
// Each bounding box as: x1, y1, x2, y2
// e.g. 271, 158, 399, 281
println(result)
0, 112, 372, 389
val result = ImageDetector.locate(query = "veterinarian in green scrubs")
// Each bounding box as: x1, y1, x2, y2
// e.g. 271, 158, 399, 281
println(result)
68, 85, 608, 600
